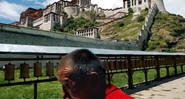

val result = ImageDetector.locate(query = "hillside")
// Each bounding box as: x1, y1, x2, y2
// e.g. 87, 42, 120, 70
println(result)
53, 9, 148, 41
99, 10, 148, 41
145, 12, 185, 52
52, 9, 185, 52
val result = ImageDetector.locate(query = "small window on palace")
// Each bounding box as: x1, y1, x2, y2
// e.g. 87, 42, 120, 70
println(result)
139, 0, 142, 5
44, 15, 50, 22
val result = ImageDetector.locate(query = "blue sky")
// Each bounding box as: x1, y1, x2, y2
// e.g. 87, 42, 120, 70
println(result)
0, 0, 185, 24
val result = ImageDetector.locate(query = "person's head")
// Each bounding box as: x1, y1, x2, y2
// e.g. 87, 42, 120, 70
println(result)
57, 49, 107, 99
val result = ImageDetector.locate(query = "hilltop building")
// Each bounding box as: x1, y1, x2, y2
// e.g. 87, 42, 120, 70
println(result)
75, 27, 100, 39
123, 0, 167, 13
19, 8, 43, 28
15, 0, 166, 32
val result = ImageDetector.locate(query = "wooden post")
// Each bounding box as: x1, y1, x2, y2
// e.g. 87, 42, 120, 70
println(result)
173, 56, 177, 75
180, 65, 183, 74
166, 66, 170, 77
155, 56, 160, 81
34, 82, 37, 99
127, 56, 134, 89
142, 56, 148, 84
107, 57, 111, 84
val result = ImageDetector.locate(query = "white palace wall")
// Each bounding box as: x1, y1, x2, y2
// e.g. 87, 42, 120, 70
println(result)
138, 2, 158, 49
64, 6, 79, 18
33, 17, 43, 27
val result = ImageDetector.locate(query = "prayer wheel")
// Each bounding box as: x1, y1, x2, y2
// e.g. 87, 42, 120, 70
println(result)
103, 61, 109, 71
20, 63, 30, 79
124, 60, 128, 69
115, 61, 120, 70
4, 63, 15, 81
34, 62, 42, 77
152, 59, 155, 67
46, 61, 54, 77
135, 60, 141, 68
110, 61, 115, 70
119, 61, 124, 69
139, 60, 143, 68
132, 60, 136, 68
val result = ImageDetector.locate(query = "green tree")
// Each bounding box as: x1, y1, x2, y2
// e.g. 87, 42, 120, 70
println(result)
53, 17, 97, 34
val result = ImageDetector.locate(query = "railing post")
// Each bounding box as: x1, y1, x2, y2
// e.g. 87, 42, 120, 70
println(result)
127, 56, 134, 89
173, 56, 177, 75
34, 82, 37, 99
155, 56, 160, 81
180, 65, 183, 74
166, 66, 170, 77
107, 57, 111, 84
142, 56, 148, 84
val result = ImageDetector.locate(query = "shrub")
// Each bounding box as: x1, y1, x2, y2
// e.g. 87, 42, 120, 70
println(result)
53, 23, 63, 32
128, 8, 133, 14
137, 15, 145, 22
116, 21, 125, 27
53, 17, 97, 33
146, 41, 157, 51
145, 8, 148, 11
170, 31, 178, 36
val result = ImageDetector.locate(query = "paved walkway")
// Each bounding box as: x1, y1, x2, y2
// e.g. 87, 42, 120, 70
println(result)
126, 74, 185, 99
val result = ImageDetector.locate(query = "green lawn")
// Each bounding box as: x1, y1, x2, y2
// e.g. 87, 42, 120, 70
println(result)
0, 68, 62, 99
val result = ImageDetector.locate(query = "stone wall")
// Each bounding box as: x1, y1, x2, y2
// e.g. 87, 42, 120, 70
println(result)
0, 23, 140, 50
64, 5, 79, 18
138, 2, 158, 49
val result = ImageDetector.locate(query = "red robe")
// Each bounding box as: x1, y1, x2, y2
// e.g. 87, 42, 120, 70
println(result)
106, 84, 134, 99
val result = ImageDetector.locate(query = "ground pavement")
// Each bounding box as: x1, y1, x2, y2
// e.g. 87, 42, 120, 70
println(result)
125, 74, 185, 99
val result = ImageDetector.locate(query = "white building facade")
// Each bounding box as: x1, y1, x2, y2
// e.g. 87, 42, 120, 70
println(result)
33, 1, 67, 31
18, 0, 166, 31
75, 28, 99, 39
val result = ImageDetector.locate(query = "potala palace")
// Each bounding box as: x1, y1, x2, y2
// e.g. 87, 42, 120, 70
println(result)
12, 0, 167, 32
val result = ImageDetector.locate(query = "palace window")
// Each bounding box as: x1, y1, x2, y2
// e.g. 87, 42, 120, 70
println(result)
53, 14, 56, 22
44, 15, 50, 22
139, 0, 142, 5
135, 0, 136, 5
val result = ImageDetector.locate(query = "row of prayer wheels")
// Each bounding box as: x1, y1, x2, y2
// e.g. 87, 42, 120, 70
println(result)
3, 61, 56, 81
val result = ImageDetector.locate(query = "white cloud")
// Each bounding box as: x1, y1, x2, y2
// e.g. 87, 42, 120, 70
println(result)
91, 0, 123, 9
21, 0, 43, 6
164, 0, 185, 18
0, 1, 27, 21
24, 0, 69, 7
41, 0, 74, 6
42, 0, 60, 6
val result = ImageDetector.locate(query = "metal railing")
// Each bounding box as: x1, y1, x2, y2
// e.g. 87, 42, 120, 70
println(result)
0, 52, 185, 99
